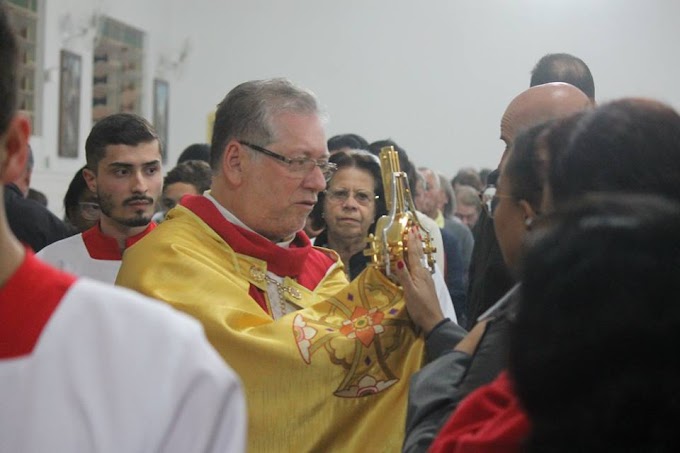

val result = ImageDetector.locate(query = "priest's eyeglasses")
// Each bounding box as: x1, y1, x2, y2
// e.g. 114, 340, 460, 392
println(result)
238, 140, 337, 181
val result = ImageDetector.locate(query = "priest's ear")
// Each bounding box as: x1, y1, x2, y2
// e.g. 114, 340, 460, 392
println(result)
220, 139, 250, 186
0, 114, 30, 185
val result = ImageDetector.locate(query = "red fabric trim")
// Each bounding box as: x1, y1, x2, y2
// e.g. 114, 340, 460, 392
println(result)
181, 195, 335, 287
0, 252, 77, 359
82, 222, 156, 260
248, 284, 270, 315
429, 371, 530, 453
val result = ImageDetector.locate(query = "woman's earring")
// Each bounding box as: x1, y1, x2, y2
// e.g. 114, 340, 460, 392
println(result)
525, 217, 533, 229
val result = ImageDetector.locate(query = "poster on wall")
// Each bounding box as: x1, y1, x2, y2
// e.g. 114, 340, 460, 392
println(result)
58, 50, 81, 158
153, 79, 169, 163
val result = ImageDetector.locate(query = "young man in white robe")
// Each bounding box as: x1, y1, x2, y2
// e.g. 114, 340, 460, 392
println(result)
38, 113, 163, 283
0, 4, 246, 451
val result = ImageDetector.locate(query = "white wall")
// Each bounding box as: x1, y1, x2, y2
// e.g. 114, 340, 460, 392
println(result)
30, 0, 172, 214
31, 0, 680, 214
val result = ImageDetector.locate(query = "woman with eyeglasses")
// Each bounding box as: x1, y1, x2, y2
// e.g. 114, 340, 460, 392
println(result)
309, 149, 387, 280
310, 149, 459, 332
63, 166, 100, 234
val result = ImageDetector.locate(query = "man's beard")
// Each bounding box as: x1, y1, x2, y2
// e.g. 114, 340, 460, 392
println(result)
98, 191, 154, 227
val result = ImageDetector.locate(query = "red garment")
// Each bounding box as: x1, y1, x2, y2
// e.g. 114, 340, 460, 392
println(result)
0, 252, 76, 359
180, 195, 336, 315
82, 222, 156, 260
429, 371, 530, 453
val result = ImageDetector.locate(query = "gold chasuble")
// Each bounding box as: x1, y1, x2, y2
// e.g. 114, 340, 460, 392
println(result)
117, 195, 425, 452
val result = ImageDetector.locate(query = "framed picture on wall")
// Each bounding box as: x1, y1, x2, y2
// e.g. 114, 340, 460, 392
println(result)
153, 78, 169, 163
58, 50, 81, 158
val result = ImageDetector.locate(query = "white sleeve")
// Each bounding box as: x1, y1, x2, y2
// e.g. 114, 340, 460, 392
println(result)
432, 264, 457, 324
155, 323, 247, 453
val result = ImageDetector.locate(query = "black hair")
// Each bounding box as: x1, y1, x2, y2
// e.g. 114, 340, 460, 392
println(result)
549, 99, 680, 209
177, 143, 210, 164
63, 166, 89, 222
164, 160, 212, 193
510, 193, 680, 452
367, 139, 418, 192
85, 113, 159, 171
530, 53, 595, 100
327, 134, 369, 152
501, 121, 554, 211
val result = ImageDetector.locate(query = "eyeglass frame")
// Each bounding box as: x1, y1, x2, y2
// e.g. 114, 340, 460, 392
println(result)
78, 201, 101, 221
324, 187, 378, 207
238, 140, 337, 181
480, 185, 514, 219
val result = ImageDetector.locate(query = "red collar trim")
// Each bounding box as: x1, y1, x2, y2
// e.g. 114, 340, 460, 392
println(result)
0, 252, 76, 358
82, 222, 157, 260
181, 195, 312, 277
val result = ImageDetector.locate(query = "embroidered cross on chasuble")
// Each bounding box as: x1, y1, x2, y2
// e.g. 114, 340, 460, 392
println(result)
116, 195, 426, 452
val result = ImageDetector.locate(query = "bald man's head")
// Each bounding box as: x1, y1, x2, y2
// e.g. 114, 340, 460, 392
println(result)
499, 82, 591, 164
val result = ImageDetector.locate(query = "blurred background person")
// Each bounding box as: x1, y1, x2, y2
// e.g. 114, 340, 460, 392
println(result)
327, 133, 369, 155
454, 185, 482, 229
176, 142, 210, 165
310, 148, 458, 323
5, 145, 70, 250
451, 167, 483, 192
309, 149, 385, 279
159, 159, 212, 220
63, 166, 100, 233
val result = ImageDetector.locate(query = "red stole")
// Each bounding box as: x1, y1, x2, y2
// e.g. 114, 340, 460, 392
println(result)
181, 195, 336, 314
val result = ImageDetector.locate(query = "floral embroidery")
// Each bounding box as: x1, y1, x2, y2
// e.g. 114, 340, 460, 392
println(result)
335, 375, 398, 398
291, 267, 418, 398
293, 314, 317, 364
339, 307, 385, 347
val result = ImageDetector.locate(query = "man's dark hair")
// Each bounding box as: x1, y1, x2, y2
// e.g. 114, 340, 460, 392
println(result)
85, 113, 159, 172
548, 99, 680, 209
452, 168, 483, 191
327, 134, 369, 152
510, 194, 680, 452
0, 1, 18, 134
530, 53, 595, 100
164, 160, 212, 194
177, 143, 210, 164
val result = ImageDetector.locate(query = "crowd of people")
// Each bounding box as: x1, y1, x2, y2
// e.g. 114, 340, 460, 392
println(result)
2, 0, 680, 451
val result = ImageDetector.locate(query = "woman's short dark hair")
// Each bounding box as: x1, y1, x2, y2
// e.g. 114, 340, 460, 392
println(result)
309, 149, 386, 232
501, 121, 554, 212
510, 193, 680, 452
549, 98, 680, 209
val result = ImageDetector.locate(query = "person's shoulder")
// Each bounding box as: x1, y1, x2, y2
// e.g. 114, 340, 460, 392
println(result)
37, 233, 84, 257
445, 217, 473, 238
66, 278, 202, 332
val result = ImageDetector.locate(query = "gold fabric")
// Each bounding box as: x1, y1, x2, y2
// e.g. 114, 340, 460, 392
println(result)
117, 206, 425, 452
